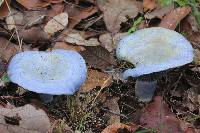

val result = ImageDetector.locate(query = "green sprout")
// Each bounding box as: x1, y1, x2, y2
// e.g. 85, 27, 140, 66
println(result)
128, 17, 143, 33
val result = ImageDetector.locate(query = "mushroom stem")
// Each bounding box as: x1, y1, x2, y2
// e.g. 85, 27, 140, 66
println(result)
135, 79, 157, 102
39, 93, 53, 103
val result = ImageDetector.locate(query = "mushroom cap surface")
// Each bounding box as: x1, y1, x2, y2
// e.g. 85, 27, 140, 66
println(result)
116, 27, 194, 78
8, 49, 87, 95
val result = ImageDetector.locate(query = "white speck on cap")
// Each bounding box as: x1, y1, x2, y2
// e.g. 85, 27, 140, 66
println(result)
7, 49, 87, 95
116, 27, 194, 79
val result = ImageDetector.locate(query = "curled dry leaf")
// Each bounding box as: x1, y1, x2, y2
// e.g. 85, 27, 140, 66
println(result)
0, 104, 51, 133
143, 0, 156, 11
16, 0, 50, 10
144, 5, 173, 19
140, 96, 183, 133
97, 0, 142, 33
99, 32, 128, 52
66, 5, 98, 28
80, 46, 116, 70
81, 69, 112, 92
159, 6, 191, 30
53, 41, 85, 52
101, 123, 139, 133
44, 12, 68, 36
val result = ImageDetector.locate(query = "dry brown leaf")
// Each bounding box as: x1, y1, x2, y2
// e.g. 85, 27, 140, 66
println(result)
104, 97, 120, 124
16, 0, 50, 10
0, 37, 18, 62
181, 15, 200, 45
19, 27, 50, 42
143, 0, 156, 11
44, 12, 68, 35
97, 0, 142, 33
64, 33, 100, 46
81, 69, 112, 92
47, 3, 65, 18
53, 42, 85, 52
0, 104, 51, 133
101, 123, 139, 133
80, 46, 116, 70
99, 32, 128, 52
159, 6, 191, 30
184, 127, 197, 133
0, 0, 10, 17
66, 5, 98, 28
140, 96, 183, 133
145, 5, 173, 19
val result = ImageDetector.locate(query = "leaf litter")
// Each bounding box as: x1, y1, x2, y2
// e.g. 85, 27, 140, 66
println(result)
0, 0, 200, 132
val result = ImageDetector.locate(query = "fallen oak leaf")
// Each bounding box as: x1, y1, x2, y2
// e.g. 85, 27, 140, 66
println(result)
99, 32, 128, 52
159, 6, 191, 30
81, 69, 112, 92
66, 5, 98, 29
64, 33, 100, 46
80, 46, 116, 70
52, 41, 85, 52
44, 12, 68, 36
0, 104, 51, 133
97, 0, 142, 33
140, 96, 183, 133
144, 5, 173, 19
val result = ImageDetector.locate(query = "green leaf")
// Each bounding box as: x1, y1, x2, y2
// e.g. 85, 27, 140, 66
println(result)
158, 0, 174, 6
190, 0, 200, 26
1, 73, 10, 83
174, 0, 188, 6
128, 17, 143, 33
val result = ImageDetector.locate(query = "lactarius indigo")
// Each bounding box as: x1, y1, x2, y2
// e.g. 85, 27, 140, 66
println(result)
116, 27, 194, 102
8, 49, 87, 103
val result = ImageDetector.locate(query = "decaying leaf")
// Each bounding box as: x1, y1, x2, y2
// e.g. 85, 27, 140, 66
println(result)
53, 42, 85, 52
0, 104, 51, 133
144, 5, 173, 19
44, 12, 68, 35
16, 0, 50, 10
0, 37, 18, 62
0, 0, 10, 17
143, 0, 156, 11
64, 33, 100, 46
19, 27, 49, 42
104, 97, 120, 124
81, 69, 112, 92
65, 5, 98, 28
101, 123, 139, 133
140, 96, 183, 133
99, 32, 128, 52
97, 0, 142, 33
159, 6, 191, 30
80, 46, 116, 70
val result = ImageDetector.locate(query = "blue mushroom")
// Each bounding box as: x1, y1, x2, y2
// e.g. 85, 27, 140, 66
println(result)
116, 27, 194, 102
8, 49, 87, 102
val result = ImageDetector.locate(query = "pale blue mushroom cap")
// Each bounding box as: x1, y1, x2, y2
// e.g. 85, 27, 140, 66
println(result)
7, 49, 87, 95
116, 27, 194, 79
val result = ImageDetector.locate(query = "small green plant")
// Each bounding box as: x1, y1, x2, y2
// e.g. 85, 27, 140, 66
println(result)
1, 73, 10, 83
128, 17, 143, 33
